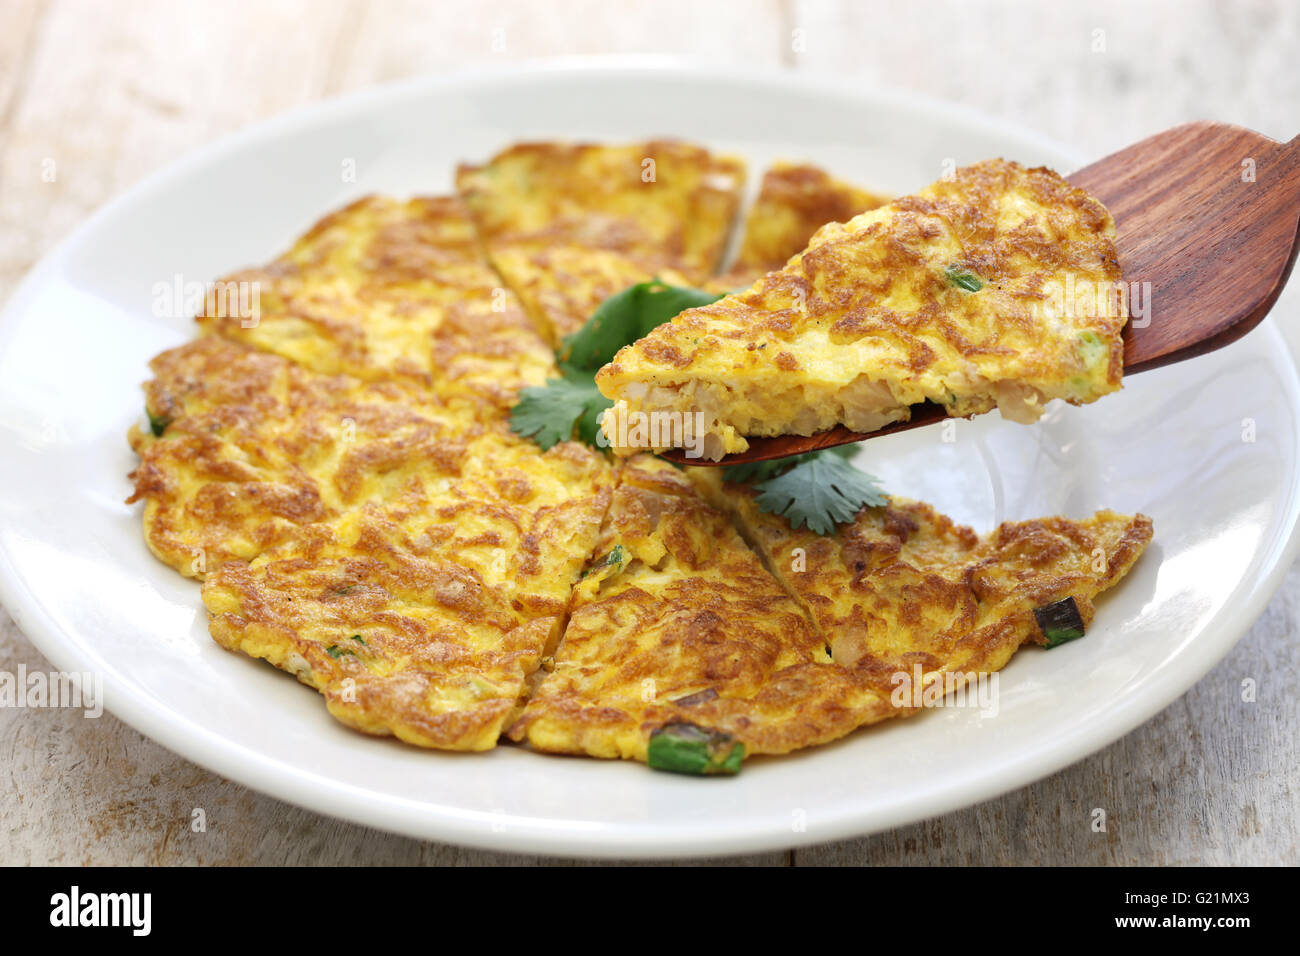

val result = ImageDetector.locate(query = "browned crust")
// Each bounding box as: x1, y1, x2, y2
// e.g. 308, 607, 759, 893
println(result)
205, 536, 560, 750
194, 195, 555, 408
706, 478, 1153, 687
508, 456, 906, 758
126, 337, 475, 577
455, 140, 747, 342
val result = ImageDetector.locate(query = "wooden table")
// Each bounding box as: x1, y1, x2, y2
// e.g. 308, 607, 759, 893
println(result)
2, 0, 1297, 865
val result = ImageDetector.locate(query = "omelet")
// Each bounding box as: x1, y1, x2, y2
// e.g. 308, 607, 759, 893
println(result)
456, 141, 746, 343
195, 195, 554, 419
203, 438, 612, 750
128, 337, 480, 577
126, 145, 1155, 770
508, 455, 895, 762
597, 160, 1124, 458
511, 456, 1151, 767
710, 162, 890, 291
693, 468, 1153, 683
131, 330, 614, 749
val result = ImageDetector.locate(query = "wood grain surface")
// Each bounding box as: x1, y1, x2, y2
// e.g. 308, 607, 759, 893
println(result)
2, 0, 1298, 866
1076, 122, 1300, 371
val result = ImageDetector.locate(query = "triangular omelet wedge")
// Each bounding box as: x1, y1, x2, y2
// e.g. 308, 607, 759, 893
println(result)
201, 435, 612, 751
509, 456, 894, 762
456, 141, 746, 344
195, 195, 555, 419
598, 160, 1124, 459
133, 333, 615, 750
128, 337, 484, 577
693, 468, 1152, 686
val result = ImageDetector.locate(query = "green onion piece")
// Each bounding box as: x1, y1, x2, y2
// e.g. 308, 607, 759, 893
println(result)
944, 264, 983, 292
349, 634, 367, 645
1034, 596, 1086, 648
325, 644, 354, 659
647, 722, 744, 776
147, 410, 172, 437
580, 543, 628, 579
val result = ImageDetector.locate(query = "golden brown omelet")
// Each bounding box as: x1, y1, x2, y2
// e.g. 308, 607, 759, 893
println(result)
694, 469, 1153, 682
456, 141, 746, 343
511, 456, 1151, 767
130, 190, 615, 751
195, 195, 554, 418
202, 439, 612, 750
127, 148, 1154, 769
598, 159, 1125, 458
710, 162, 890, 292
128, 337, 483, 577
131, 334, 616, 749
508, 456, 895, 761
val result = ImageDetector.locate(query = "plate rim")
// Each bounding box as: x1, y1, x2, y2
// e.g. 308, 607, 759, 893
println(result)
3, 56, 1299, 859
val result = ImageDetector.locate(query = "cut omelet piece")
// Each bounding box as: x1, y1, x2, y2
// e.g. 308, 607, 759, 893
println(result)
127, 337, 483, 577
693, 468, 1153, 686
508, 456, 897, 763
203, 508, 558, 751
127, 336, 603, 582
456, 141, 746, 343
709, 162, 890, 292
202, 437, 613, 751
598, 160, 1125, 459
194, 195, 555, 418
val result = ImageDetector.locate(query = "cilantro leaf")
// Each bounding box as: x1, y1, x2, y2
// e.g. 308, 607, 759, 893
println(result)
751, 452, 888, 535
509, 373, 613, 450
944, 264, 983, 292
559, 280, 723, 370
511, 279, 719, 452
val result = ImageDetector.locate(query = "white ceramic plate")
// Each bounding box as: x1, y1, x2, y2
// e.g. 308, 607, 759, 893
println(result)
2, 60, 1297, 859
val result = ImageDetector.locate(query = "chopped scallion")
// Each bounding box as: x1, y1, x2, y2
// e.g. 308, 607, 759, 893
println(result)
647, 722, 744, 776
1034, 596, 1086, 648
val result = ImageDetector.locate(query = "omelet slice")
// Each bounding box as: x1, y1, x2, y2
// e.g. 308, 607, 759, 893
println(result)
709, 162, 890, 292
202, 438, 613, 750
128, 337, 484, 577
693, 469, 1153, 684
203, 508, 556, 751
456, 141, 746, 343
195, 195, 555, 418
598, 160, 1124, 459
508, 456, 896, 763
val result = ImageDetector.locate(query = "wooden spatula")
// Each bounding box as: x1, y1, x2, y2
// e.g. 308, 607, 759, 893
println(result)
664, 122, 1300, 467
